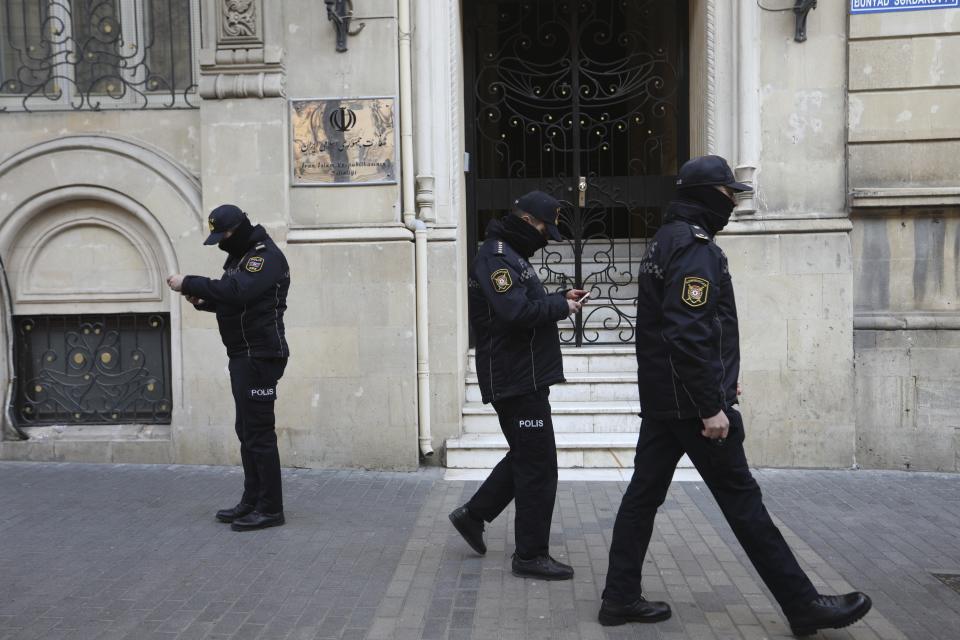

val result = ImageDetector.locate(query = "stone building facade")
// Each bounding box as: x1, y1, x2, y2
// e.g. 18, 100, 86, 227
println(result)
0, 0, 956, 472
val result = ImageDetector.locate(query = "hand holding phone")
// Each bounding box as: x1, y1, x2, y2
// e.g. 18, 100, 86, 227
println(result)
578, 291, 591, 303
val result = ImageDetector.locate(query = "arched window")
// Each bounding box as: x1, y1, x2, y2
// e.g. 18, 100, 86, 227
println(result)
4, 198, 172, 426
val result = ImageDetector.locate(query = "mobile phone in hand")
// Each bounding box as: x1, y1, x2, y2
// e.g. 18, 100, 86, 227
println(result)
578, 291, 591, 303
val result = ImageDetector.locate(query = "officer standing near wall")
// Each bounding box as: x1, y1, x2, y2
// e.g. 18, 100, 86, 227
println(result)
449, 191, 587, 581
166, 204, 291, 532
598, 156, 872, 636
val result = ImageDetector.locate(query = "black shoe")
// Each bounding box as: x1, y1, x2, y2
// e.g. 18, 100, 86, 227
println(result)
215, 502, 255, 523
598, 597, 672, 626
511, 554, 574, 581
786, 592, 872, 637
449, 506, 486, 555
230, 510, 285, 531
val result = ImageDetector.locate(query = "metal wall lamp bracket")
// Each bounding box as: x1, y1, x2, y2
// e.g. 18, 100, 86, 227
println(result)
324, 0, 365, 52
793, 0, 817, 43
756, 0, 816, 43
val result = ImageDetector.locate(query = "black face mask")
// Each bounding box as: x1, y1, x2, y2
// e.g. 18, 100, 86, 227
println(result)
500, 214, 549, 258
217, 219, 255, 256
678, 186, 736, 235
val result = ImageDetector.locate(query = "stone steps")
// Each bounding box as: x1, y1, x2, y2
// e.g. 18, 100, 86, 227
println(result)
467, 345, 635, 374
462, 400, 641, 434
465, 371, 637, 404
453, 345, 668, 470
445, 433, 694, 470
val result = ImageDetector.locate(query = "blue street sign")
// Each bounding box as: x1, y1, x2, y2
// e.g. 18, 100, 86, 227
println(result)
851, 0, 959, 13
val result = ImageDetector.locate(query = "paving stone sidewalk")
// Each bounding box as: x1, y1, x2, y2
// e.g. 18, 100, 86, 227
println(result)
1, 462, 959, 639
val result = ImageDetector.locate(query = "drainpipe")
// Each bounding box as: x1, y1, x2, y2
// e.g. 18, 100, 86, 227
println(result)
735, 0, 760, 214
398, 0, 434, 457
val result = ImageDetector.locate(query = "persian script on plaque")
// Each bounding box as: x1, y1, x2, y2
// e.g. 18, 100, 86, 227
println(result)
290, 97, 397, 185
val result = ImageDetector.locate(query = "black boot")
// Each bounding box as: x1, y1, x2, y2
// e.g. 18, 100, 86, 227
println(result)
230, 510, 285, 531
511, 554, 574, 581
215, 502, 255, 523
598, 598, 672, 626
449, 506, 486, 555
785, 592, 872, 636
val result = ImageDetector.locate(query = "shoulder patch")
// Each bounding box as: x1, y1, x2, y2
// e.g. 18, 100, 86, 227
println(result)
495, 241, 505, 256
491, 268, 513, 293
690, 225, 710, 242
681, 276, 709, 307
245, 255, 265, 273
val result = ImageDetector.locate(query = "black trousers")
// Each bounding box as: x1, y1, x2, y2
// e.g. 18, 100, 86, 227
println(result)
228, 356, 287, 514
466, 389, 558, 559
603, 408, 818, 610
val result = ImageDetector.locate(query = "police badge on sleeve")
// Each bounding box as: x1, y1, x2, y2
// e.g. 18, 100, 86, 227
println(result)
681, 276, 709, 307
491, 268, 513, 293
245, 256, 265, 273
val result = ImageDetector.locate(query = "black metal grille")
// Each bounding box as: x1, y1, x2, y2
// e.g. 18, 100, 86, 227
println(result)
0, 0, 197, 111
465, 0, 688, 345
13, 313, 172, 426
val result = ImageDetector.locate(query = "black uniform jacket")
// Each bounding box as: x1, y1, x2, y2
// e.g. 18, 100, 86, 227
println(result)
469, 219, 569, 404
636, 201, 739, 420
182, 225, 290, 359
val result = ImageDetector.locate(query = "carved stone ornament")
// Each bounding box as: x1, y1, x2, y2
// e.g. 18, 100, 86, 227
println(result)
201, 0, 283, 99
219, 0, 262, 46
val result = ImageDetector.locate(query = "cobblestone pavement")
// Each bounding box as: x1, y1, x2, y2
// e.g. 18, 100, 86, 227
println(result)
1, 462, 959, 639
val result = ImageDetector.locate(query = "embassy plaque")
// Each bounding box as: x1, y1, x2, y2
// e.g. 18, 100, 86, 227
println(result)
290, 97, 397, 185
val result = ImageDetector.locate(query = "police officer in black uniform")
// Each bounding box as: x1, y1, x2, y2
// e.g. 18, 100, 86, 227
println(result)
597, 156, 872, 636
166, 204, 291, 532
449, 191, 587, 581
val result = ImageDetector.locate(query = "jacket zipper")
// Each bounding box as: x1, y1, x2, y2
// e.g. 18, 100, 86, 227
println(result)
529, 327, 538, 391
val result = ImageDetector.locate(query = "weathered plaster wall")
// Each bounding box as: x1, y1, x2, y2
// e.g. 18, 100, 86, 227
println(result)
848, 9, 960, 471
721, 0, 856, 468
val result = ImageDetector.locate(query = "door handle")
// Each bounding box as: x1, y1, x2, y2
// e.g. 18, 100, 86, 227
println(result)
578, 176, 587, 207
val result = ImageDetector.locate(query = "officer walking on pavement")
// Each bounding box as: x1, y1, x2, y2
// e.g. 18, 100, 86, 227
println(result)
449, 190, 588, 581
166, 204, 291, 532
598, 156, 873, 636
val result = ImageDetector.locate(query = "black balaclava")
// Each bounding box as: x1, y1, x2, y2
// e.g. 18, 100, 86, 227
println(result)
500, 213, 549, 258
676, 185, 736, 236
217, 218, 255, 256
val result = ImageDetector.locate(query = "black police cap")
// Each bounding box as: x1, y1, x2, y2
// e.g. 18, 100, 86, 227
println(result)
204, 204, 247, 245
676, 155, 752, 192
514, 190, 563, 241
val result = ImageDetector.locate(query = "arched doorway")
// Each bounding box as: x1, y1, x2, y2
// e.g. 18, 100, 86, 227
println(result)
463, 0, 689, 346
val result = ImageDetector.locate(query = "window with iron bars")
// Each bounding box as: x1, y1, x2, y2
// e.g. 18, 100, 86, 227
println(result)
0, 0, 199, 111
13, 313, 172, 426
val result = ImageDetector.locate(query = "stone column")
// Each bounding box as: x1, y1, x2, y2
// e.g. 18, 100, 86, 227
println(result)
177, 0, 289, 464
196, 0, 288, 221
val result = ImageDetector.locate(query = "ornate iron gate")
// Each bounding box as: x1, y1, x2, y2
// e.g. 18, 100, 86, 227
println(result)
464, 0, 688, 345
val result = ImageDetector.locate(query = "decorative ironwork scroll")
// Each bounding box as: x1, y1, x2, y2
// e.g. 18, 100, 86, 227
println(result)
13, 314, 172, 426
465, 0, 687, 345
290, 97, 397, 185
0, 0, 197, 111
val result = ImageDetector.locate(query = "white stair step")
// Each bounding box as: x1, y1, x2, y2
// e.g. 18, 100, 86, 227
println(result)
526, 240, 652, 264
445, 433, 693, 470
468, 346, 636, 374
465, 372, 637, 403
462, 400, 641, 434
536, 280, 640, 299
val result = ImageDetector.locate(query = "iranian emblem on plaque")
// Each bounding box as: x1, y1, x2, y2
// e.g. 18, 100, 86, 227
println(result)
290, 97, 397, 185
